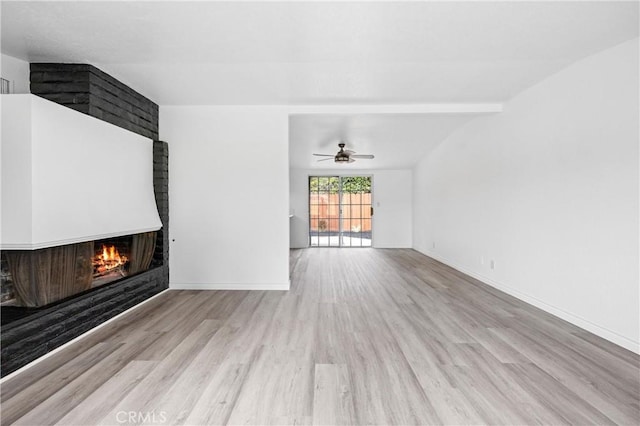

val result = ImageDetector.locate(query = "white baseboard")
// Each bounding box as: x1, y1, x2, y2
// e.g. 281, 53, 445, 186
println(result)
413, 248, 640, 355
170, 281, 290, 291
0, 289, 171, 384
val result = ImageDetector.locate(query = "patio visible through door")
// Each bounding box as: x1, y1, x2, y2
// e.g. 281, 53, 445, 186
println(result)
309, 176, 372, 247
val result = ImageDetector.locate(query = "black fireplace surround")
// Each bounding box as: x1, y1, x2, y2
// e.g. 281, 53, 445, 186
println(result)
0, 64, 169, 376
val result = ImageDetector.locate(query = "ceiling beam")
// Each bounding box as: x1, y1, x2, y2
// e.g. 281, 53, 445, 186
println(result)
288, 103, 503, 115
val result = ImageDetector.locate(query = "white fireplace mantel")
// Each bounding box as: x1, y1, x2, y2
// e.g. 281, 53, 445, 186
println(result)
1, 94, 162, 250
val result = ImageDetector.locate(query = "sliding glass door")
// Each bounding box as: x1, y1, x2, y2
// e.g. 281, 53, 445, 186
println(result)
309, 176, 372, 247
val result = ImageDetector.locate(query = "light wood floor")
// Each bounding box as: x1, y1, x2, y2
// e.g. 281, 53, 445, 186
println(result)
1, 248, 639, 425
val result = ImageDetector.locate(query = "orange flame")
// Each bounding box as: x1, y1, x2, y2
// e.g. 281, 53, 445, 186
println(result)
94, 244, 128, 275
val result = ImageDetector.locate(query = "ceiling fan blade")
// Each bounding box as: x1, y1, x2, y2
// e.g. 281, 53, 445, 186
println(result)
348, 158, 356, 163
313, 153, 334, 157
344, 149, 356, 154
317, 157, 334, 162
350, 154, 374, 159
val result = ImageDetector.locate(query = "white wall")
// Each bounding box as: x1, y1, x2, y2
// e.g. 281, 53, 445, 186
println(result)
290, 169, 412, 248
1, 54, 30, 94
2, 95, 160, 249
413, 38, 639, 353
161, 106, 290, 290
289, 168, 311, 249
373, 170, 413, 248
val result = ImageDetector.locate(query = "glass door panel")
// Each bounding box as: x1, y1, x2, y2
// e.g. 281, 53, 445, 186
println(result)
340, 176, 372, 247
309, 176, 340, 247
309, 176, 372, 247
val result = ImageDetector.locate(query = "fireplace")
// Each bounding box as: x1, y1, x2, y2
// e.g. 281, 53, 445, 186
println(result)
90, 232, 157, 289
1, 87, 169, 376
1, 232, 157, 316
0, 139, 169, 376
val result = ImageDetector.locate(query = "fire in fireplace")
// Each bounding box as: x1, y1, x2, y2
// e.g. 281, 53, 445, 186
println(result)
0, 231, 157, 315
94, 244, 128, 278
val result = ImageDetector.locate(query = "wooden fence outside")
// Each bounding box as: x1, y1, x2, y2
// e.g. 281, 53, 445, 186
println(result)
309, 193, 372, 232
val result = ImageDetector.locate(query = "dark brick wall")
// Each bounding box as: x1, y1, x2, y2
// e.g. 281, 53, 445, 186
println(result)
1, 266, 168, 376
1, 66, 169, 377
153, 141, 169, 268
30, 63, 158, 139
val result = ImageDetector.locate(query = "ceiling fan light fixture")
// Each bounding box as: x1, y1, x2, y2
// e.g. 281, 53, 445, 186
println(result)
335, 153, 350, 163
314, 142, 373, 164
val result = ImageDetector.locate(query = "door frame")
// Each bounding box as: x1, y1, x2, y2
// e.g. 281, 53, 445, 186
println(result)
307, 174, 374, 248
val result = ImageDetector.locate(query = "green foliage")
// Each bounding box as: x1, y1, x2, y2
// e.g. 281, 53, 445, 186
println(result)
309, 176, 339, 193
341, 176, 371, 193
309, 176, 371, 194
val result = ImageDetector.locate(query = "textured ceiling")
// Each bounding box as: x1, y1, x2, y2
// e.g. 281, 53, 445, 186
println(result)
289, 111, 490, 170
2, 1, 637, 169
2, 1, 637, 105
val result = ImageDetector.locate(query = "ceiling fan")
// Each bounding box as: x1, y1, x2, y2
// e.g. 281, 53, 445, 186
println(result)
313, 143, 375, 164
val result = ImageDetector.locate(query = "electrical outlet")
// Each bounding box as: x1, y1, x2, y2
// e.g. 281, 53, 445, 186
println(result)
490, 260, 495, 270
481, 256, 485, 266
432, 242, 436, 249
